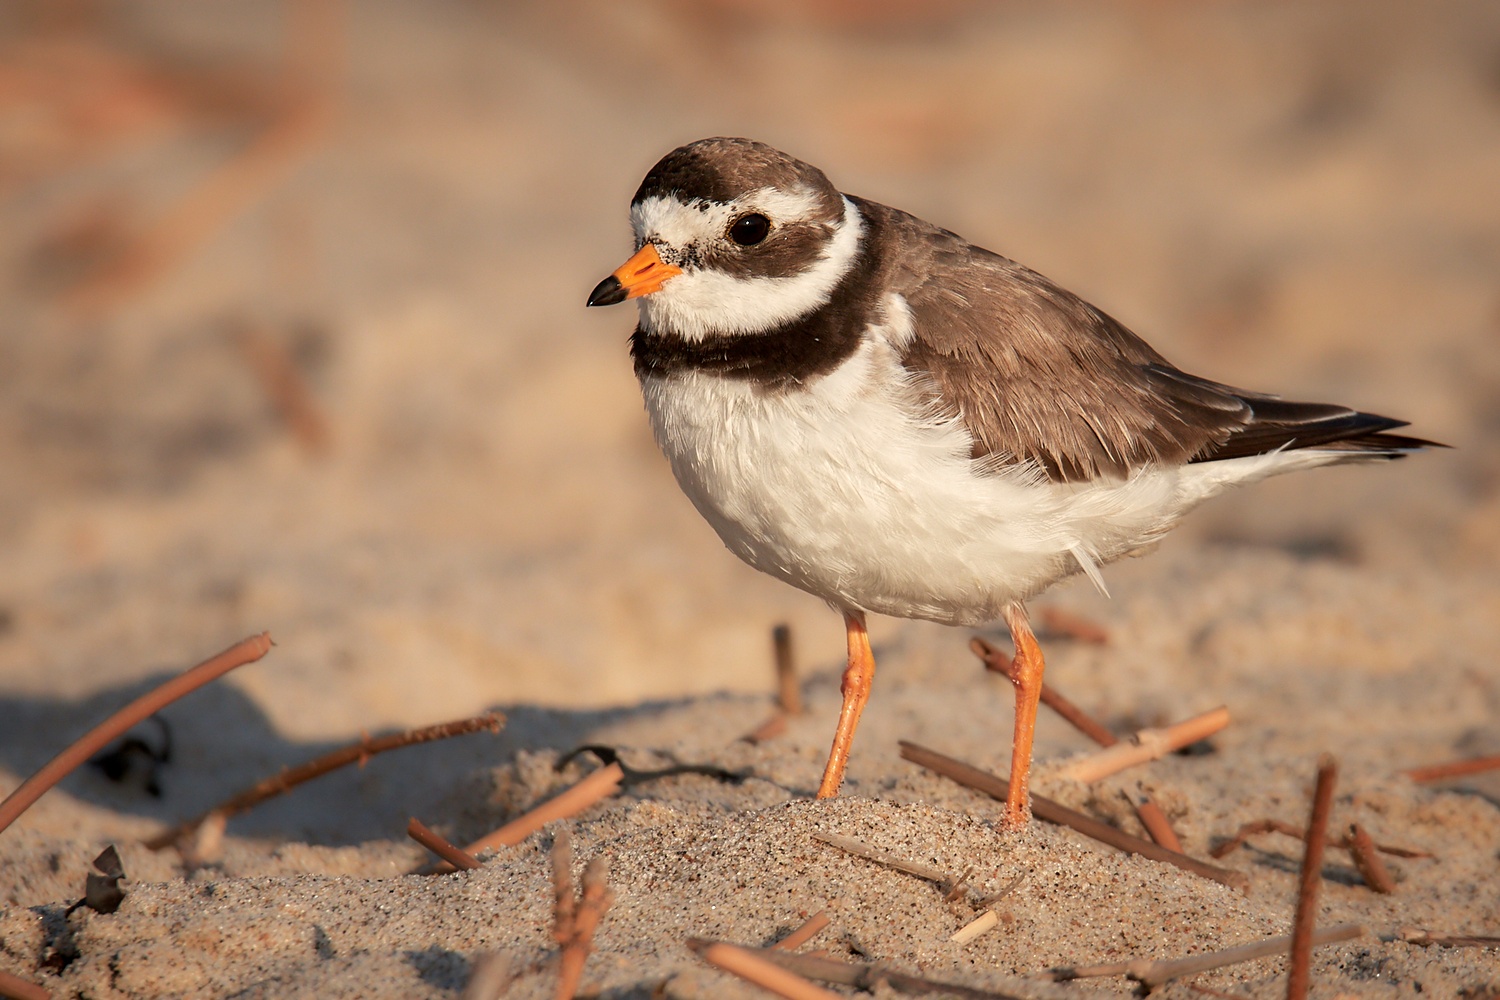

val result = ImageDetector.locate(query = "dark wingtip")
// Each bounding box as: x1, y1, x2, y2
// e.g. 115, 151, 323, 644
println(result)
587, 275, 627, 307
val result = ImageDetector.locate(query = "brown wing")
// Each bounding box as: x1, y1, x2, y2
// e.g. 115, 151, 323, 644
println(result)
857, 197, 1426, 482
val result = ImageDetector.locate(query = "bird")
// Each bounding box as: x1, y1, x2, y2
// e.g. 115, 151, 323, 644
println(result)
585, 137, 1434, 828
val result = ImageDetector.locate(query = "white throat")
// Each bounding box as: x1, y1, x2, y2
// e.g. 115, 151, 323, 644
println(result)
635, 195, 865, 341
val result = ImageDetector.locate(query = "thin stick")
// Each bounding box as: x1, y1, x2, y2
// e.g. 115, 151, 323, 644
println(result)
950, 910, 999, 945
1288, 754, 1338, 1000
950, 871, 1027, 944
740, 713, 787, 745
238, 323, 331, 455
1346, 824, 1395, 894
424, 763, 625, 875
0, 969, 50, 1000
695, 941, 1031, 1000
1127, 788, 1184, 853
1043, 923, 1363, 987
147, 711, 502, 850
408, 817, 482, 871
1404, 753, 1500, 783
1210, 818, 1428, 860
812, 833, 953, 889
1038, 607, 1110, 645
1059, 707, 1230, 783
557, 855, 612, 999
772, 912, 830, 951
1398, 929, 1500, 948
899, 742, 1249, 891
774, 624, 801, 715
970, 637, 1117, 747
690, 941, 844, 1000
0, 633, 273, 837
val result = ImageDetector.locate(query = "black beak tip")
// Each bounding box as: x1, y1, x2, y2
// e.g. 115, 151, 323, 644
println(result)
586, 275, 627, 308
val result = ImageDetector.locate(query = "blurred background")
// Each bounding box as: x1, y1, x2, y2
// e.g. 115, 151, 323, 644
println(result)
2, 0, 1497, 742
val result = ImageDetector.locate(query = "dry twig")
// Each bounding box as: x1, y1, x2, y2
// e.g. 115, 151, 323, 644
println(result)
1042, 922, 1364, 988
408, 817, 482, 871
1126, 787, 1183, 852
0, 633, 273, 838
551, 832, 613, 1000
741, 713, 788, 745
1346, 823, 1395, 894
1210, 818, 1429, 861
1037, 606, 1110, 645
1398, 928, 1500, 948
812, 833, 965, 895
774, 623, 801, 715
237, 323, 332, 455
772, 912, 831, 951
1059, 707, 1229, 783
1404, 753, 1500, 783
1288, 755, 1338, 1000
950, 874, 1027, 944
423, 762, 626, 876
970, 637, 1117, 747
61, 0, 343, 320
146, 711, 502, 850
694, 940, 1031, 999
689, 941, 847, 1000
0, 969, 50, 1000
899, 742, 1249, 891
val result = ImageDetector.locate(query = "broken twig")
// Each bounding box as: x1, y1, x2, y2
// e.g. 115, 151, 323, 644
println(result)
689, 941, 846, 1000
772, 911, 831, 951
812, 833, 965, 896
1210, 818, 1428, 861
899, 742, 1248, 891
147, 711, 502, 850
1346, 823, 1396, 894
695, 940, 1031, 999
774, 623, 801, 715
1037, 606, 1110, 645
1043, 922, 1364, 988
552, 831, 613, 1000
1126, 787, 1183, 852
971, 637, 1117, 747
0, 633, 273, 837
1398, 928, 1500, 948
1404, 753, 1500, 783
0, 969, 50, 1000
741, 713, 788, 744
424, 762, 625, 875
1059, 707, 1229, 783
237, 323, 332, 456
408, 817, 482, 871
1288, 754, 1338, 1000
950, 873, 1026, 944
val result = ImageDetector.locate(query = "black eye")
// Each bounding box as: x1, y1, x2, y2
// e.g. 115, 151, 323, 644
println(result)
728, 213, 771, 246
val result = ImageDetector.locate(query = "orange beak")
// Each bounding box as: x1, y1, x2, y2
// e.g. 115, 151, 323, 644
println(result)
586, 243, 684, 307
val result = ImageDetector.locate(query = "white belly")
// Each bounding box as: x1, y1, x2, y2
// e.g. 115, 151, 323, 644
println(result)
638, 338, 1249, 626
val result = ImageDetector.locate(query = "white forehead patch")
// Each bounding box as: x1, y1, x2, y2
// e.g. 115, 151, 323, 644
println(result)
629, 185, 830, 249
632, 195, 865, 341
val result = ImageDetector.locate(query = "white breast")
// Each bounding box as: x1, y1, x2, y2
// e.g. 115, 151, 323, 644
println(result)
638, 303, 1342, 626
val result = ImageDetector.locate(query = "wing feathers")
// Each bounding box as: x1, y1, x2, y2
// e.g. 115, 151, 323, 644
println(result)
858, 196, 1436, 481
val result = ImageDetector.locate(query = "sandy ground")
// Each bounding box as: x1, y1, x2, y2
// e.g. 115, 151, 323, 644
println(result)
2, 1, 1499, 996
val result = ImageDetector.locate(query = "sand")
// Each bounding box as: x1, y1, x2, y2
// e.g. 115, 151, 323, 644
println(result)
2, 1, 1499, 997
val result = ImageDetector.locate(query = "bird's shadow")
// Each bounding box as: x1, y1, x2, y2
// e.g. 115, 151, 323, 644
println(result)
0, 668, 738, 847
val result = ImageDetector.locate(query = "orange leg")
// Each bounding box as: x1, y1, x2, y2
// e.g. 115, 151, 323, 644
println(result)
1000, 602, 1046, 829
816, 610, 874, 799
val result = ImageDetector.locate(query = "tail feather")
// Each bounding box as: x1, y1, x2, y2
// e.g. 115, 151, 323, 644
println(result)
1188, 398, 1442, 465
